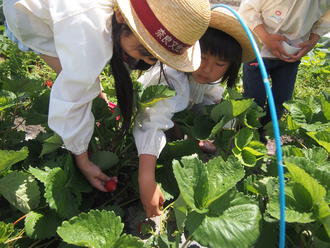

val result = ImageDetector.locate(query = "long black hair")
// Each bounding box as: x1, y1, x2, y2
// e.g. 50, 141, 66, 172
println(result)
110, 15, 152, 130
199, 28, 242, 88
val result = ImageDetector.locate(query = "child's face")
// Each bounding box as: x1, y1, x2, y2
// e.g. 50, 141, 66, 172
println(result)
120, 33, 157, 65
192, 53, 230, 84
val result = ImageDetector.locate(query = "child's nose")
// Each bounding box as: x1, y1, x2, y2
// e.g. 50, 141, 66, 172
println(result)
201, 61, 211, 73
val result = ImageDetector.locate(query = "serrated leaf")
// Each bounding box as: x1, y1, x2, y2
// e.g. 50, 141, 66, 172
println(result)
285, 153, 330, 202
267, 182, 315, 223
320, 94, 330, 120
173, 155, 244, 211
286, 163, 326, 204
40, 134, 63, 157
187, 192, 261, 248
173, 194, 187, 231
268, 163, 328, 223
29, 166, 51, 184
0, 90, 17, 111
159, 139, 199, 162
113, 234, 144, 248
241, 149, 257, 167
57, 210, 143, 248
25, 211, 61, 240
232, 99, 254, 117
210, 101, 232, 122
44, 168, 80, 218
139, 85, 175, 109
307, 131, 330, 152
91, 151, 119, 170
65, 155, 92, 193
0, 222, 14, 243
205, 156, 245, 206
244, 141, 267, 156
235, 128, 253, 150
0, 147, 29, 172
0, 171, 40, 213
192, 115, 214, 139
172, 155, 208, 211
243, 108, 262, 129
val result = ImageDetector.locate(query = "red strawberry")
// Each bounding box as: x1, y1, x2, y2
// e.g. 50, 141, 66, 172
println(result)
44, 80, 53, 88
107, 102, 121, 121
105, 177, 118, 192
108, 101, 117, 110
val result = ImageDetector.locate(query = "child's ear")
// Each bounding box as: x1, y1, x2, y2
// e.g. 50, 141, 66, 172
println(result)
115, 11, 126, 24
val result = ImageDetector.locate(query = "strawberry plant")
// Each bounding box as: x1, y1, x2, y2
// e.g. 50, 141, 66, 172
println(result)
0, 31, 329, 248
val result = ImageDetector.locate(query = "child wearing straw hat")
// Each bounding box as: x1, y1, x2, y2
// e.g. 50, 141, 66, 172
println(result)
133, 6, 257, 218
3, 0, 211, 191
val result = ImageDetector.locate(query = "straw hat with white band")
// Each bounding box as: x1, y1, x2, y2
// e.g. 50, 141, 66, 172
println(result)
210, 7, 260, 62
116, 0, 211, 72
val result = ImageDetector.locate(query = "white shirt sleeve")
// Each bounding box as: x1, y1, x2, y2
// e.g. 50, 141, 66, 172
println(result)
133, 66, 190, 158
202, 84, 224, 105
48, 8, 113, 154
238, 0, 264, 31
311, 9, 330, 37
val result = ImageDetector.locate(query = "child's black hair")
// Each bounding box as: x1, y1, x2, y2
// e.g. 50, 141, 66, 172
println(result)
199, 28, 242, 88
110, 15, 152, 131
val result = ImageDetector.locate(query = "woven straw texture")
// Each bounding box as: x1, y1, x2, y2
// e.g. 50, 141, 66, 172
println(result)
210, 7, 260, 62
117, 0, 211, 72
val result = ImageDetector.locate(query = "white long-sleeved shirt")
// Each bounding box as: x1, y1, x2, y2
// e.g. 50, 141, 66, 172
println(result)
133, 64, 224, 158
238, 0, 330, 58
4, 0, 114, 154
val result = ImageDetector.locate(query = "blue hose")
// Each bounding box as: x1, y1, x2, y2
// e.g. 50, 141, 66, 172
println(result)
211, 4, 286, 248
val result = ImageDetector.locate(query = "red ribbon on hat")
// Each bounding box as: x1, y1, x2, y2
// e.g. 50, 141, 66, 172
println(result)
130, 0, 191, 55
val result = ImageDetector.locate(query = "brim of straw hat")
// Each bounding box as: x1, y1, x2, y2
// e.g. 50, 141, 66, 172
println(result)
117, 0, 201, 72
210, 7, 260, 62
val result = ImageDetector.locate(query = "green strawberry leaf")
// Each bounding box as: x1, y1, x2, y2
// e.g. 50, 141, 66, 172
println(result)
40, 134, 63, 157
187, 191, 261, 248
44, 168, 80, 218
173, 155, 244, 211
307, 131, 330, 152
0, 171, 40, 213
25, 211, 61, 240
139, 85, 175, 109
0, 221, 14, 243
0, 147, 29, 173
91, 151, 119, 170
57, 210, 143, 248
235, 128, 254, 150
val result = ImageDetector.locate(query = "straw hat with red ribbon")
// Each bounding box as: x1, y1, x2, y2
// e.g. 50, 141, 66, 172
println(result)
210, 7, 260, 62
116, 0, 211, 72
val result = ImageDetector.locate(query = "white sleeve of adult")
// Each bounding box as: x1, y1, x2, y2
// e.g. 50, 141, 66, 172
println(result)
48, 8, 113, 155
311, 9, 330, 37
238, 0, 264, 30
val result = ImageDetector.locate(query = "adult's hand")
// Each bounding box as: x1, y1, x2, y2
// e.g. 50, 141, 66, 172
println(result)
285, 33, 320, 62
254, 24, 292, 61
75, 152, 111, 192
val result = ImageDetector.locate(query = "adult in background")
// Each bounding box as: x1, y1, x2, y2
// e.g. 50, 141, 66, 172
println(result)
239, 0, 330, 139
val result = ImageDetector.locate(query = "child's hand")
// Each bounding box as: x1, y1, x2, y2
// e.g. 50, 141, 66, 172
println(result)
139, 178, 164, 218
74, 152, 111, 192
138, 154, 164, 218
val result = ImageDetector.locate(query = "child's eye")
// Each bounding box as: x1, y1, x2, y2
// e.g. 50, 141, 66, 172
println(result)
216, 63, 226, 67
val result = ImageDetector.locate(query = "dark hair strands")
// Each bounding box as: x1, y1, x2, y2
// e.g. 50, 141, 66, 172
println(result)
110, 15, 152, 131
200, 28, 242, 88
